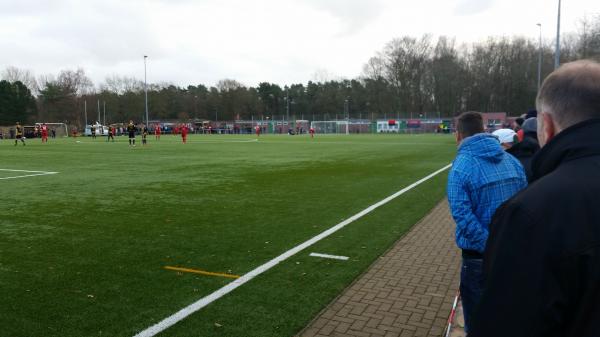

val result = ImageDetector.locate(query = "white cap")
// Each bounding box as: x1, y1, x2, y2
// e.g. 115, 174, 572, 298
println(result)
492, 128, 517, 144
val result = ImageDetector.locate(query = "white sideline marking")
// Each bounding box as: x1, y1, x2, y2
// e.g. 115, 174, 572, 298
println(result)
0, 169, 57, 173
74, 139, 258, 144
0, 169, 59, 180
310, 253, 349, 261
133, 163, 452, 337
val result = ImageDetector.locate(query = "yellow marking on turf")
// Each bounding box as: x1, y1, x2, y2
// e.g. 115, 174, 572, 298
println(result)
164, 266, 240, 279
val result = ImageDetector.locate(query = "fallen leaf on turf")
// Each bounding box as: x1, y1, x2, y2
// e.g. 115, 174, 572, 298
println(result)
214, 323, 222, 327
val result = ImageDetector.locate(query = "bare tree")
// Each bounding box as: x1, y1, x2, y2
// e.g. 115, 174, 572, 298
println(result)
1, 66, 38, 94
102, 75, 143, 94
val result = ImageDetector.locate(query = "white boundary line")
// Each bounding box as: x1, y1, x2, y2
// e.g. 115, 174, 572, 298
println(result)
133, 163, 452, 337
74, 139, 258, 144
0, 169, 59, 180
0, 169, 57, 173
310, 253, 349, 261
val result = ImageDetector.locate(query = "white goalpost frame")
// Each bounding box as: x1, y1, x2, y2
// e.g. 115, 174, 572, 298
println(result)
310, 120, 351, 135
310, 120, 370, 134
35, 122, 69, 137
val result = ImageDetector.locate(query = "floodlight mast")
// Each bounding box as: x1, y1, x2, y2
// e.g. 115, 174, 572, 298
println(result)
555, 0, 561, 69
537, 23, 542, 92
144, 55, 149, 126
344, 98, 349, 135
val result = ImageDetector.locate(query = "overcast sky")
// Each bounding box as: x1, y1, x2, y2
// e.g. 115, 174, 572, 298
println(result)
1, 0, 599, 88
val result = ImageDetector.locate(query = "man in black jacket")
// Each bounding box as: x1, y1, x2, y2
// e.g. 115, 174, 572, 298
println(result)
507, 117, 540, 182
470, 60, 600, 337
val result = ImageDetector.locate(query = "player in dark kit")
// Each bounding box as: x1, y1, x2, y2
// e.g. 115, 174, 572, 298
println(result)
127, 121, 137, 146
91, 124, 96, 139
142, 125, 149, 145
14, 122, 25, 146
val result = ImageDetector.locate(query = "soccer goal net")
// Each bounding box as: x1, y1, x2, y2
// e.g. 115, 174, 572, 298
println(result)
35, 123, 69, 137
310, 120, 371, 134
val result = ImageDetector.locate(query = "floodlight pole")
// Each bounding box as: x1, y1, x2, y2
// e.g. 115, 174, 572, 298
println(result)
344, 98, 349, 135
286, 89, 290, 124
537, 23, 543, 92
144, 55, 149, 126
555, 0, 561, 69
84, 100, 87, 127
103, 101, 106, 125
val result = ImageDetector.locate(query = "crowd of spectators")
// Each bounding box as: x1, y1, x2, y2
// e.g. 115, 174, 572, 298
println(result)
447, 59, 600, 337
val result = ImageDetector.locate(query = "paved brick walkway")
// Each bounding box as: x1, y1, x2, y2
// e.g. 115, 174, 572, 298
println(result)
299, 200, 461, 337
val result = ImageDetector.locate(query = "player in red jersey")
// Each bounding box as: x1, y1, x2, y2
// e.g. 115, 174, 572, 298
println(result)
41, 123, 49, 143
181, 124, 188, 144
309, 126, 315, 138
154, 124, 161, 140
255, 125, 261, 137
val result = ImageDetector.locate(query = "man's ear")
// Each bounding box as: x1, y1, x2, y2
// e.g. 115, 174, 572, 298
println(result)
455, 131, 462, 144
538, 112, 557, 147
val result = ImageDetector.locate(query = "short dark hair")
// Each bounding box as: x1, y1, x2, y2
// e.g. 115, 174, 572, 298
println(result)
456, 111, 484, 138
515, 117, 525, 126
536, 60, 600, 129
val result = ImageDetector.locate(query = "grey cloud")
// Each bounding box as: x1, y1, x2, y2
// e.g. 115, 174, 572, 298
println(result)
454, 0, 495, 16
28, 2, 165, 66
0, 0, 63, 16
304, 0, 385, 35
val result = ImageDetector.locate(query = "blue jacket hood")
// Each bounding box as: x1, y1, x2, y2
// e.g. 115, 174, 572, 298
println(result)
458, 133, 504, 163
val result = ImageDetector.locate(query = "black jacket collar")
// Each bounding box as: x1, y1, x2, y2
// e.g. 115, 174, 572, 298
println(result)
531, 119, 600, 182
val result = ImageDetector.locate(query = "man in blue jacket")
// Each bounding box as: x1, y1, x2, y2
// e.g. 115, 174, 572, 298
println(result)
447, 111, 527, 334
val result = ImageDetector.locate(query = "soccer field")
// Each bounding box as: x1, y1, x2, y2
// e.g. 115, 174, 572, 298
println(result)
0, 133, 456, 337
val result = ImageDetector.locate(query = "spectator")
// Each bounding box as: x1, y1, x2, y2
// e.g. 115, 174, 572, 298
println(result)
513, 117, 525, 139
491, 128, 517, 150
506, 117, 540, 182
471, 60, 600, 337
447, 111, 527, 334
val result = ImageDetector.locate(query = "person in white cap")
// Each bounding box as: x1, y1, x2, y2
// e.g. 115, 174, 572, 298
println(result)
491, 128, 517, 150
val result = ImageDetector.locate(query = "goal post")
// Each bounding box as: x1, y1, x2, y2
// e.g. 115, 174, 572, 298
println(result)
35, 123, 69, 137
310, 120, 370, 134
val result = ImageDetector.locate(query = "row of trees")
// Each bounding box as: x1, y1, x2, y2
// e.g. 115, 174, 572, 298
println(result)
2, 14, 599, 126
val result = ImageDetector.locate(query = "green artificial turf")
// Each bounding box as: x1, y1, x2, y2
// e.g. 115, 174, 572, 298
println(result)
0, 133, 456, 337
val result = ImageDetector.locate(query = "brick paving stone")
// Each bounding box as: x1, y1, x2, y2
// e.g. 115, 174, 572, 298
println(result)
298, 200, 461, 337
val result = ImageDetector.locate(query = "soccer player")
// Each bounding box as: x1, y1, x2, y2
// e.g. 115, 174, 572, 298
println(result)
41, 123, 49, 143
14, 122, 25, 146
309, 126, 315, 138
154, 124, 161, 140
107, 126, 115, 142
255, 125, 261, 137
127, 120, 137, 146
181, 124, 188, 144
142, 124, 149, 145
91, 124, 96, 139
